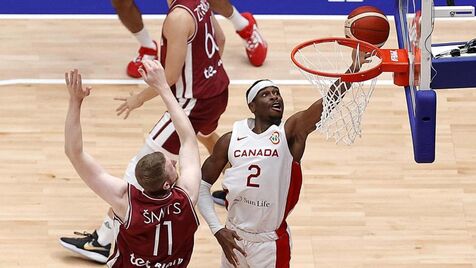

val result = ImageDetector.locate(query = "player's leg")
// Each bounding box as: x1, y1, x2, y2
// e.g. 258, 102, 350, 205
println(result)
208, 0, 267, 67
187, 89, 228, 152
197, 132, 220, 154
59, 211, 113, 264
111, 0, 158, 78
246, 231, 292, 268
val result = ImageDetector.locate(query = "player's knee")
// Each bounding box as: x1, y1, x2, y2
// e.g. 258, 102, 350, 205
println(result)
111, 0, 133, 10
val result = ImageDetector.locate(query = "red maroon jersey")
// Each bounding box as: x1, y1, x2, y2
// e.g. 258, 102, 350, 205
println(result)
160, 0, 229, 99
108, 185, 199, 268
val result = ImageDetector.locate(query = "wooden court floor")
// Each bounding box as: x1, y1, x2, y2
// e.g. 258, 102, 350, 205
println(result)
1, 17, 476, 267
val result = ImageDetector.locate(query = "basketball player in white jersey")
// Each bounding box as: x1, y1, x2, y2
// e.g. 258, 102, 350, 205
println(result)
115, 0, 268, 78
198, 51, 367, 267
60, 0, 229, 263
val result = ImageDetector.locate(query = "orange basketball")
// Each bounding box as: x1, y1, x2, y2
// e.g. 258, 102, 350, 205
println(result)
345, 6, 390, 48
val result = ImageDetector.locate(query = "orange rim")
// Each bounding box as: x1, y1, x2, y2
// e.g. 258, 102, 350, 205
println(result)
291, 37, 384, 83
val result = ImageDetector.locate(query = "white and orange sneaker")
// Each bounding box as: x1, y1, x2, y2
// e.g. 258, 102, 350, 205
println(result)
126, 41, 158, 78
236, 13, 268, 67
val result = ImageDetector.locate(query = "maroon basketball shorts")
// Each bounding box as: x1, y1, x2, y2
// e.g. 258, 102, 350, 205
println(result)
146, 89, 228, 155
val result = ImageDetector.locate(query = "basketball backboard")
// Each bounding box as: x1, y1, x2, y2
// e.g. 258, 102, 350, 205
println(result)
395, 0, 476, 163
395, 0, 437, 163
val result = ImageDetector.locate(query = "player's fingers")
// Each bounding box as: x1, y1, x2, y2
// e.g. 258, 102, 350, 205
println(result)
147, 59, 157, 71
71, 69, 78, 86
124, 109, 130, 120
116, 102, 126, 112
69, 70, 74, 84
231, 251, 240, 267
143, 60, 153, 71
225, 251, 238, 267
78, 73, 83, 92
64, 72, 70, 86
233, 242, 246, 257
138, 67, 146, 78
232, 231, 240, 239
116, 105, 127, 116
232, 231, 243, 241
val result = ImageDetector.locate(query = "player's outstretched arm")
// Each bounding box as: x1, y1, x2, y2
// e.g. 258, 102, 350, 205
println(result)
114, 7, 194, 119
64, 69, 128, 220
285, 49, 369, 161
139, 60, 201, 204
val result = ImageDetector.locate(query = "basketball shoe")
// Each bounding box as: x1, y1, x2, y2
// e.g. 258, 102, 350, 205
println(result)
127, 41, 159, 78
59, 231, 111, 264
212, 190, 227, 206
236, 13, 268, 67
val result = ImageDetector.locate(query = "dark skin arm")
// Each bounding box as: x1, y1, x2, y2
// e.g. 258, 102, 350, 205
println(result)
285, 49, 368, 162
202, 132, 231, 185
201, 132, 246, 267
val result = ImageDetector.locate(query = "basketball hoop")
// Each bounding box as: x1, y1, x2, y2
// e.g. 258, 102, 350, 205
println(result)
291, 37, 409, 144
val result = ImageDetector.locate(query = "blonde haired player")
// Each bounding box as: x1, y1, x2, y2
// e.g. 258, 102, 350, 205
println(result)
64, 60, 201, 267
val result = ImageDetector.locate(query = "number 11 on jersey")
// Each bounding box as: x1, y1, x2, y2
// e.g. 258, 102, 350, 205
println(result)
153, 221, 173, 256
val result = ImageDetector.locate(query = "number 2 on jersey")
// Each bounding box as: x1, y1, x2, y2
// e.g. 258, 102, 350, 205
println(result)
247, 165, 261, 187
153, 221, 172, 256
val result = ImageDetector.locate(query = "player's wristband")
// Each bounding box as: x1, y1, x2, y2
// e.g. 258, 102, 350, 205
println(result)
197, 180, 225, 235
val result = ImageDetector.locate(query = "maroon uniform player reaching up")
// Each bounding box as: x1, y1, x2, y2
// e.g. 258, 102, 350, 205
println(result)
63, 60, 200, 267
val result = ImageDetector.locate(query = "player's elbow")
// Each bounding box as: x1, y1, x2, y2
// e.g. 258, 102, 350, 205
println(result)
166, 74, 180, 88
64, 145, 73, 159
64, 144, 80, 162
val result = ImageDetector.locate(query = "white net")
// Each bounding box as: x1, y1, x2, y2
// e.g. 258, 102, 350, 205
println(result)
293, 39, 380, 144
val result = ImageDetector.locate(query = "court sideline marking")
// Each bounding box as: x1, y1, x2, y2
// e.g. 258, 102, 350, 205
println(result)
0, 79, 395, 87
3, 14, 468, 86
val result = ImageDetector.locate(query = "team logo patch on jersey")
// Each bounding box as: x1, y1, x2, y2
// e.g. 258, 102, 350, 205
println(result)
270, 131, 280, 144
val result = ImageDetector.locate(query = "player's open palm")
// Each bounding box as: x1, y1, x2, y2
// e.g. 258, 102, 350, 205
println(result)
215, 228, 246, 267
65, 69, 92, 101
114, 91, 143, 119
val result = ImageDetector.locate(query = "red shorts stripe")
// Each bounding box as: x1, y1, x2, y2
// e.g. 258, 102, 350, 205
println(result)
275, 228, 291, 268
151, 99, 190, 140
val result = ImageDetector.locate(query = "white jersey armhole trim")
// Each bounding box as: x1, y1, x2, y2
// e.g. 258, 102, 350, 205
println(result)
175, 186, 200, 226
113, 184, 133, 229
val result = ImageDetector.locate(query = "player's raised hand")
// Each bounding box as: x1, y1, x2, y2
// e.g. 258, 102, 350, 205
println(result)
215, 228, 246, 267
65, 69, 92, 102
351, 48, 371, 71
139, 60, 169, 94
114, 92, 143, 120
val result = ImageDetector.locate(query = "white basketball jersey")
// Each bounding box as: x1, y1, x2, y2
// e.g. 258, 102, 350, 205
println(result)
223, 119, 302, 235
